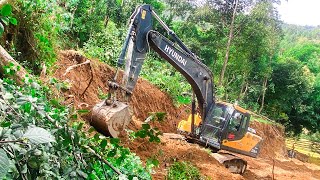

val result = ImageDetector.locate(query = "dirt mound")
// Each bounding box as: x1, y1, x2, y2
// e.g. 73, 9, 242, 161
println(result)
250, 121, 287, 159
122, 132, 243, 180
53, 50, 186, 132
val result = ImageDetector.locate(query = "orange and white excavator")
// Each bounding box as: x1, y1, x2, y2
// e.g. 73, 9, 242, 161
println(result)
90, 4, 262, 174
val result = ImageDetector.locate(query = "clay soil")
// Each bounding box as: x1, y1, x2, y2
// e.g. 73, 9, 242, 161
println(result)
52, 50, 320, 180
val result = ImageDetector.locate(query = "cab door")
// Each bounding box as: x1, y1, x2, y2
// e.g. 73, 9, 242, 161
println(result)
223, 112, 250, 141
199, 105, 229, 149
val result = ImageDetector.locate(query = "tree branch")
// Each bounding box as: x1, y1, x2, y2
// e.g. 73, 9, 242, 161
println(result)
81, 62, 93, 96
0, 45, 31, 85
84, 145, 122, 175
63, 60, 90, 76
0, 139, 23, 143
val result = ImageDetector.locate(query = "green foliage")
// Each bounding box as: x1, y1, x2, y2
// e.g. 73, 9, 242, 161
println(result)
141, 56, 192, 104
8, 0, 66, 74
0, 149, 9, 179
131, 112, 165, 143
2, 0, 319, 140
166, 161, 206, 180
133, 123, 161, 143
146, 112, 166, 122
83, 21, 124, 65
0, 4, 17, 35
310, 132, 320, 143
0, 71, 152, 179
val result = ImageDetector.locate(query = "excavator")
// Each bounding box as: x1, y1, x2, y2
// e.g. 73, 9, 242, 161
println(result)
90, 4, 262, 174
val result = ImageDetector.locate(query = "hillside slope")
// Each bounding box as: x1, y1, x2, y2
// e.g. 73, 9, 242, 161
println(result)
51, 50, 320, 179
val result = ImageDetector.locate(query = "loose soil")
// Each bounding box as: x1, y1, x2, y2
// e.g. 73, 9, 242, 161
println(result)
51, 50, 320, 180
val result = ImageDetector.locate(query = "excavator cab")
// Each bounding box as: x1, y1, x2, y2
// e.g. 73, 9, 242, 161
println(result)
179, 102, 262, 158
179, 102, 262, 174
199, 102, 250, 149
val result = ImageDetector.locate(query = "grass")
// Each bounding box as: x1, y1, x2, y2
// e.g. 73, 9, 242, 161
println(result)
251, 114, 283, 127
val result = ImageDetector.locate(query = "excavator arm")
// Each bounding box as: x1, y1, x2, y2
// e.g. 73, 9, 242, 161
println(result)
113, 4, 215, 118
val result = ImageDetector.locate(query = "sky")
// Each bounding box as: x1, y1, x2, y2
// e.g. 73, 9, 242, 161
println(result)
276, 0, 320, 26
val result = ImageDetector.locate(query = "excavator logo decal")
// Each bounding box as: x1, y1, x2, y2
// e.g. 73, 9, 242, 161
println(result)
164, 45, 187, 66
141, 10, 146, 19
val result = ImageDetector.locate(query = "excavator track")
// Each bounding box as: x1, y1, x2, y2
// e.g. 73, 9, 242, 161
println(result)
185, 137, 248, 174
212, 152, 247, 174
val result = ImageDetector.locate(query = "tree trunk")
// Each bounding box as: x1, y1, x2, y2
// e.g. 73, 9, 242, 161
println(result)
238, 79, 247, 100
258, 77, 268, 114
0, 45, 30, 84
219, 0, 239, 86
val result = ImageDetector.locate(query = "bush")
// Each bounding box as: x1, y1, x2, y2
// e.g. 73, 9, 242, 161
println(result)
8, 0, 67, 74
166, 161, 206, 180
83, 21, 124, 66
0, 70, 151, 179
141, 56, 192, 105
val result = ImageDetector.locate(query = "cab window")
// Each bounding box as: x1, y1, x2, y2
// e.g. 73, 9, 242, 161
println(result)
229, 112, 244, 132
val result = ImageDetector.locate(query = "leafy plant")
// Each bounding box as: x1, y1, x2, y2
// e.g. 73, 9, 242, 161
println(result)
133, 123, 162, 143
166, 161, 207, 180
0, 71, 152, 179
140, 57, 192, 105
131, 112, 166, 143
0, 4, 17, 35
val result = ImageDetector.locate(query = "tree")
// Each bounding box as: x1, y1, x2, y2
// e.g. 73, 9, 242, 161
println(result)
265, 59, 315, 135
219, 0, 239, 85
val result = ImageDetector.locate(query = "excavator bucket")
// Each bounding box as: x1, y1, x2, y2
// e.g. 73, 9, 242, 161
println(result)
90, 100, 131, 138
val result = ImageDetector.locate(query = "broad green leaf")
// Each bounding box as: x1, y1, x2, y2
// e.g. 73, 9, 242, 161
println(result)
142, 123, 150, 129
136, 131, 147, 138
115, 0, 122, 6
77, 122, 84, 130
1, 121, 11, 127
0, 22, 4, 35
93, 133, 100, 141
154, 137, 161, 143
9, 17, 17, 25
88, 127, 95, 133
23, 127, 55, 144
1, 4, 12, 16
76, 170, 88, 179
1, 17, 9, 25
152, 159, 159, 166
149, 136, 154, 142
0, 149, 9, 179
100, 139, 107, 149
110, 138, 120, 145
107, 149, 116, 157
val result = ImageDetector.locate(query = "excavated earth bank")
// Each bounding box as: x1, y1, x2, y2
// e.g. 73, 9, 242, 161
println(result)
51, 50, 320, 180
